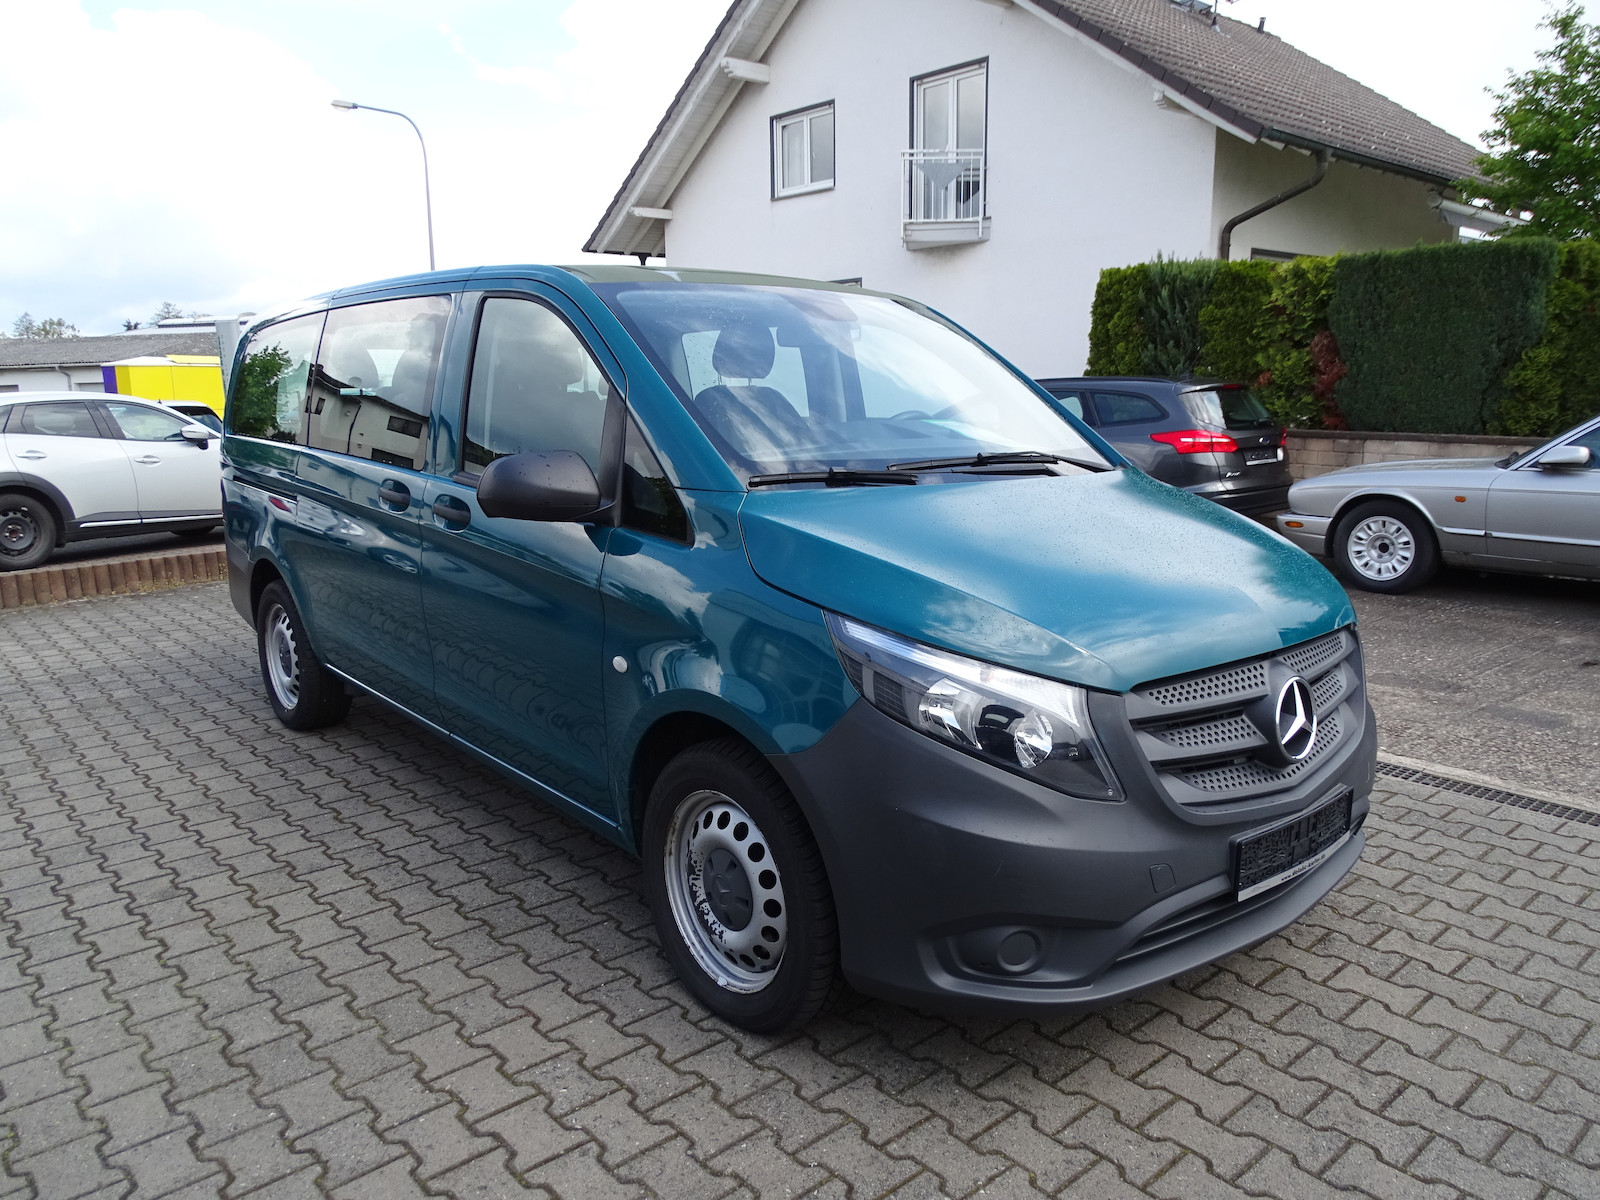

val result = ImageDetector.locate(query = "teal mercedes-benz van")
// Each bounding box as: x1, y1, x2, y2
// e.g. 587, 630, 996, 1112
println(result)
222, 266, 1374, 1031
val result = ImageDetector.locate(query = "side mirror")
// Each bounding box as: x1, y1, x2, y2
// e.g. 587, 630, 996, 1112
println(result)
1536, 444, 1592, 469
477, 450, 602, 522
181, 425, 212, 447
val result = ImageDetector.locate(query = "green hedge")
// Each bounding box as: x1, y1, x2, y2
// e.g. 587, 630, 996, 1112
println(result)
1496, 240, 1600, 435
1328, 240, 1556, 433
1085, 238, 1597, 436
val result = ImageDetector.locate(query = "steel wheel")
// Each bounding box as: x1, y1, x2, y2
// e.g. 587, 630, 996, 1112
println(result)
664, 790, 788, 993
643, 739, 837, 1031
1345, 515, 1415, 581
255, 580, 351, 729
0, 493, 57, 571
264, 602, 301, 710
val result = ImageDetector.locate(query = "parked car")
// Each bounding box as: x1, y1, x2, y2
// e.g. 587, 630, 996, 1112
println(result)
1035, 377, 1292, 515
162, 401, 224, 435
1275, 414, 1600, 593
224, 266, 1375, 1031
0, 390, 222, 571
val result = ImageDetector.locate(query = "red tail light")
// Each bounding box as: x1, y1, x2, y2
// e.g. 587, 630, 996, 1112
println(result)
1150, 429, 1239, 454
1279, 428, 1288, 446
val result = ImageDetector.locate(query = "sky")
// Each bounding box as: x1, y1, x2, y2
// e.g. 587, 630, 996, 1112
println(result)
0, 0, 1561, 335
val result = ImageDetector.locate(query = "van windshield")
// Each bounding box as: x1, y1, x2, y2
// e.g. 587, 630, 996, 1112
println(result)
593, 282, 1104, 481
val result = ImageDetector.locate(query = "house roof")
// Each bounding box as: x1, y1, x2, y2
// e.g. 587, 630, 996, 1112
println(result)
0, 332, 220, 370
587, 0, 1483, 257
1032, 0, 1481, 183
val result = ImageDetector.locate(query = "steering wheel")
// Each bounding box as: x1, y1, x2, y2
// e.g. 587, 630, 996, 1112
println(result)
888, 409, 930, 421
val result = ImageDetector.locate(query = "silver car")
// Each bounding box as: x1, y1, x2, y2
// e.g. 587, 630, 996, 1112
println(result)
1275, 415, 1600, 592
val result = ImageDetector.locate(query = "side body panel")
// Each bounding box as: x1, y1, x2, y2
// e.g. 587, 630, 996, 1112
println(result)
599, 491, 854, 846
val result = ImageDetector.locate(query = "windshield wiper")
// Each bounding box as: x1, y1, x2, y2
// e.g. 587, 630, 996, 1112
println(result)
747, 468, 921, 488
887, 451, 1110, 473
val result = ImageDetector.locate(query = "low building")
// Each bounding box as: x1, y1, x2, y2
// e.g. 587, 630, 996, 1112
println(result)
0, 331, 221, 396
587, 0, 1501, 375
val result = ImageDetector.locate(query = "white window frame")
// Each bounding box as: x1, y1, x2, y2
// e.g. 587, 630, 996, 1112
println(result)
772, 102, 835, 198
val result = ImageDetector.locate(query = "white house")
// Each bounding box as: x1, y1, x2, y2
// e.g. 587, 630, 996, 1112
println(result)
587, 0, 1502, 375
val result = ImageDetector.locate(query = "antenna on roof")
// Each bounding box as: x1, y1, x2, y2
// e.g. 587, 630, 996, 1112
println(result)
1258, 17, 1266, 32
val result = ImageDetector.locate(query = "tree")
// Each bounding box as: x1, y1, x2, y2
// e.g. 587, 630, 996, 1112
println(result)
150, 301, 186, 324
123, 319, 142, 331
1459, 3, 1600, 240
10, 313, 79, 339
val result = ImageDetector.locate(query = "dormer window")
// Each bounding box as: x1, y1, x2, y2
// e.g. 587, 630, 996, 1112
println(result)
772, 103, 834, 197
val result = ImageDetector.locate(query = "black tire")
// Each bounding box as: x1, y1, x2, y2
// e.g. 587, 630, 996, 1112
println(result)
255, 580, 352, 730
0, 492, 58, 572
1333, 499, 1439, 594
643, 738, 837, 1032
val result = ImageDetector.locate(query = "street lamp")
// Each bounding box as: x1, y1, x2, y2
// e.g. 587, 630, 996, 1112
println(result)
331, 99, 436, 271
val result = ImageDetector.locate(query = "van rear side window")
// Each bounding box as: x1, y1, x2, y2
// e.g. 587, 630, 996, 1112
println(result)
308, 297, 450, 470
230, 313, 325, 443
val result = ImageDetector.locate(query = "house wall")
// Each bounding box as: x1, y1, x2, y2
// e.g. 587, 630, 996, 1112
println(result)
662, 0, 1220, 376
0, 366, 105, 393
1210, 133, 1456, 261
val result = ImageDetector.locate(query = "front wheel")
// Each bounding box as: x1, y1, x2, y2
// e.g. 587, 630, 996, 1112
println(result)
1333, 500, 1438, 593
256, 581, 351, 729
643, 739, 837, 1032
0, 493, 58, 572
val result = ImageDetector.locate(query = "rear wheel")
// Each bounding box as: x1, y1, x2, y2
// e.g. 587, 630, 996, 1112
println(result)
256, 581, 351, 729
0, 493, 57, 572
643, 739, 837, 1032
1334, 500, 1438, 593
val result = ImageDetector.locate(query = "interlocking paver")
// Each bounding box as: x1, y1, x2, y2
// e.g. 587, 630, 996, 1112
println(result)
2, 584, 1597, 1199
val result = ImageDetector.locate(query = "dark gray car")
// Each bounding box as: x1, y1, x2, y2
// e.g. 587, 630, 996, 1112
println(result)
1037, 377, 1292, 515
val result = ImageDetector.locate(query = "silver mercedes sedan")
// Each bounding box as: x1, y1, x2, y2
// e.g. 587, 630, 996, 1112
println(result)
1275, 415, 1600, 592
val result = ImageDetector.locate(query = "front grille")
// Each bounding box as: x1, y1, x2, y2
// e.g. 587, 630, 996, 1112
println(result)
1127, 630, 1363, 809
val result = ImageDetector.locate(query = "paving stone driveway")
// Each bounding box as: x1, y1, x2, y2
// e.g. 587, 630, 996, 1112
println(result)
2, 585, 1597, 1200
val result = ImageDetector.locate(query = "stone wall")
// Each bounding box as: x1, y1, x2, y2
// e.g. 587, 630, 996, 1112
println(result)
1285, 429, 1545, 481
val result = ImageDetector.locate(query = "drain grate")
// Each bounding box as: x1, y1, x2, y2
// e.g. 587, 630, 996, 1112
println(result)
1376, 762, 1600, 827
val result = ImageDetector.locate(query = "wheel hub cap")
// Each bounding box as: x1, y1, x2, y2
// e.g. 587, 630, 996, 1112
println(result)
664, 791, 787, 993
1, 511, 37, 554
1348, 516, 1415, 580
264, 606, 301, 708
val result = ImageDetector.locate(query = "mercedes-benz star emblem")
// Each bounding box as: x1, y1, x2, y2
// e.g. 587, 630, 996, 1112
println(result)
1274, 677, 1317, 762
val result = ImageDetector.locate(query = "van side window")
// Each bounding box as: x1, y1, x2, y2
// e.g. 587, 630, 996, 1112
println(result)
462, 298, 611, 477
622, 418, 689, 542
306, 297, 450, 470
230, 313, 325, 443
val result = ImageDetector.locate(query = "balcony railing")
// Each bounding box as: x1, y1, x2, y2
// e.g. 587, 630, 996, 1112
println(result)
901, 148, 988, 247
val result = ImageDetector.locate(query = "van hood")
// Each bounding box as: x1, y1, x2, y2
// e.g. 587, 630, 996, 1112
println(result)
738, 470, 1353, 693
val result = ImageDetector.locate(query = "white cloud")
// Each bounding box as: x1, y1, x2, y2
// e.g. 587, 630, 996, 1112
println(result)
0, 0, 727, 333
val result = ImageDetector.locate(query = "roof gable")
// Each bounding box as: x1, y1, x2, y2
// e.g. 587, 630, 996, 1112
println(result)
588, 0, 1482, 256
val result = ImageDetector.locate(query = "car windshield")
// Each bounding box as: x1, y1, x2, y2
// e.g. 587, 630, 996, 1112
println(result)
1186, 387, 1274, 430
593, 282, 1105, 480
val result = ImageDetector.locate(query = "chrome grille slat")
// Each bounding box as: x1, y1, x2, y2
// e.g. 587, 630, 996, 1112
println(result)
1127, 629, 1363, 809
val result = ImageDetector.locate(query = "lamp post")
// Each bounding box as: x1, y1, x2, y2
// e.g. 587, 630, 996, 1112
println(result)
331, 99, 436, 271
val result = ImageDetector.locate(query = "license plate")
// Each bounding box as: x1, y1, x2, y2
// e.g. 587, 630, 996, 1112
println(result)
1244, 448, 1279, 464
1234, 789, 1353, 899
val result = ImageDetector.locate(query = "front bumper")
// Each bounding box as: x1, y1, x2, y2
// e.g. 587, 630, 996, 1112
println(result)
1275, 512, 1332, 555
772, 698, 1374, 1015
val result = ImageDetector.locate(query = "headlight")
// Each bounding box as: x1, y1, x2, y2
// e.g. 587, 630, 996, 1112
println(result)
825, 613, 1122, 801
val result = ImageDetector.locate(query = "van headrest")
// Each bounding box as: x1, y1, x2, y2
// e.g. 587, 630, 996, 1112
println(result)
712, 322, 775, 380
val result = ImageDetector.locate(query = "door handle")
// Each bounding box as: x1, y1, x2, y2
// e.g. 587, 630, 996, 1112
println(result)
16, 450, 45, 460
133, 455, 161, 465
431, 495, 471, 529
378, 482, 411, 509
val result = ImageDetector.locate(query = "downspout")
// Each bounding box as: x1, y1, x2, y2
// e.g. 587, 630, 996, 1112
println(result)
1218, 149, 1332, 260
